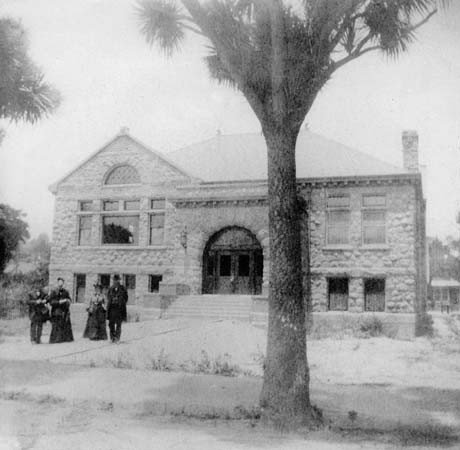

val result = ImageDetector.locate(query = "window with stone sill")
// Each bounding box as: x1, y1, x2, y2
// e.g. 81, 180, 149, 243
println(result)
362, 194, 386, 245
102, 215, 139, 245
328, 277, 349, 311
149, 274, 163, 293
326, 194, 350, 245
149, 213, 165, 245
364, 278, 385, 312
78, 216, 92, 246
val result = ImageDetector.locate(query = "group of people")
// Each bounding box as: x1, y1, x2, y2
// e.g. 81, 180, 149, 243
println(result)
28, 275, 128, 345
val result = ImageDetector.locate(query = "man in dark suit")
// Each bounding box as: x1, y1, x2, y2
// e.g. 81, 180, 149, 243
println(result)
106, 274, 128, 343
27, 288, 49, 344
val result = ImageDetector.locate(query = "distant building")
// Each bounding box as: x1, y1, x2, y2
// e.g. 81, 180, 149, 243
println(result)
429, 278, 460, 313
49, 128, 426, 313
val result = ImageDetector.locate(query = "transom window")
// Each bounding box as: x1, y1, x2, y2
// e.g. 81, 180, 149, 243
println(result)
327, 194, 350, 245
124, 200, 140, 211
151, 198, 165, 209
105, 165, 140, 185
103, 200, 119, 211
79, 201, 93, 212
362, 194, 386, 245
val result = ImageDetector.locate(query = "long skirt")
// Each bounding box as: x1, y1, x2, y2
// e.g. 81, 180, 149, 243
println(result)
49, 315, 74, 343
83, 308, 107, 340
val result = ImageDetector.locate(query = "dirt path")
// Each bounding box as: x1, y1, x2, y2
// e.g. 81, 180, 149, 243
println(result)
1, 396, 455, 450
1, 359, 460, 449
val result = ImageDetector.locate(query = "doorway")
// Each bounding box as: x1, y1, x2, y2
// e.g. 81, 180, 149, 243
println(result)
202, 227, 263, 295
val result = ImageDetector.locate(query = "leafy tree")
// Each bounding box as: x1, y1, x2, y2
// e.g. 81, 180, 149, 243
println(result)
21, 233, 51, 265
0, 204, 30, 274
0, 17, 60, 123
428, 237, 460, 281
136, 0, 447, 425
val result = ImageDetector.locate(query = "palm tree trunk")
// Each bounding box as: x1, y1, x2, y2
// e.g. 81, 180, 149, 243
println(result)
259, 126, 318, 426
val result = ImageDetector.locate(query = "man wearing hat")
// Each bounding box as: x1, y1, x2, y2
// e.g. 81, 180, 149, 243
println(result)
49, 277, 74, 343
106, 274, 128, 343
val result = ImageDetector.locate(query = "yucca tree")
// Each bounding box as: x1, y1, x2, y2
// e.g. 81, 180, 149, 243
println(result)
137, 0, 447, 426
0, 18, 60, 124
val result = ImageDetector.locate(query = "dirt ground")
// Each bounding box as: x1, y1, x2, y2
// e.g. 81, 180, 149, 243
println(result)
1, 314, 460, 449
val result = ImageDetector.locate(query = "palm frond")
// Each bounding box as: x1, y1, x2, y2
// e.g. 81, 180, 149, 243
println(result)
136, 0, 186, 57
0, 18, 60, 123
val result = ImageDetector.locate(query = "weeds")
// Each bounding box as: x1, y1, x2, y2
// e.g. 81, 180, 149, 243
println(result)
111, 352, 133, 369
150, 348, 172, 371
359, 316, 383, 338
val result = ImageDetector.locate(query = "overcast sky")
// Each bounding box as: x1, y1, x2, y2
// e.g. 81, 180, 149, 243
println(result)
0, 0, 459, 240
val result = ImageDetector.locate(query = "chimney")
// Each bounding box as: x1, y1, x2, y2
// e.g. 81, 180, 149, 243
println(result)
402, 130, 419, 172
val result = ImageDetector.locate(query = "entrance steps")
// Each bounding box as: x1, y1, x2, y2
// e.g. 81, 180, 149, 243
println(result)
164, 294, 254, 321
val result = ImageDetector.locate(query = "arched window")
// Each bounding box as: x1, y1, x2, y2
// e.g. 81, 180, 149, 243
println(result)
104, 165, 140, 185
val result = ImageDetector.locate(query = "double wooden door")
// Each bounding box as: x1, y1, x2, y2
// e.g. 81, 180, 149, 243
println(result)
204, 250, 262, 295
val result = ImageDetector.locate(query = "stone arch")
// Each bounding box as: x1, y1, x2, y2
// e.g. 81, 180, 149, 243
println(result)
103, 164, 140, 185
201, 226, 263, 295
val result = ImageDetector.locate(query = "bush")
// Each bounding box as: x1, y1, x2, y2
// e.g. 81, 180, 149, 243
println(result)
0, 263, 49, 319
415, 312, 434, 337
359, 316, 383, 337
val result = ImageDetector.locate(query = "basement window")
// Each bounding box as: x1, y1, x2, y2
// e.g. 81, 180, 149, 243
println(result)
364, 278, 385, 312
328, 278, 349, 311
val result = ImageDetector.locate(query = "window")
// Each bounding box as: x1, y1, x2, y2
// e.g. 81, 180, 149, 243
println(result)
98, 274, 111, 296
149, 213, 165, 245
74, 274, 86, 303
78, 216, 92, 246
102, 215, 139, 244
151, 198, 166, 209
103, 200, 119, 211
220, 255, 232, 276
328, 278, 348, 311
327, 194, 350, 245
105, 165, 140, 185
123, 274, 136, 304
149, 275, 163, 293
124, 200, 140, 211
238, 254, 250, 277
362, 194, 386, 245
79, 201, 93, 212
364, 278, 385, 312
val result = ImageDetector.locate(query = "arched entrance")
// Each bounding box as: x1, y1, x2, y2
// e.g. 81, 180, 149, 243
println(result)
202, 227, 263, 295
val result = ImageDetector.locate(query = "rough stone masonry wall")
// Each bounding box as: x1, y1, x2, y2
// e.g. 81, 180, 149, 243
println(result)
169, 201, 269, 294
303, 182, 418, 312
49, 135, 191, 303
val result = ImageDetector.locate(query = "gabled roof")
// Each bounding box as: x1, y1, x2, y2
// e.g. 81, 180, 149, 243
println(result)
167, 130, 405, 182
49, 130, 193, 193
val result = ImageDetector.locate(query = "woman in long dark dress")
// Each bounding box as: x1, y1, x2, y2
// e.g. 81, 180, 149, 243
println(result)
83, 283, 108, 340
49, 277, 74, 344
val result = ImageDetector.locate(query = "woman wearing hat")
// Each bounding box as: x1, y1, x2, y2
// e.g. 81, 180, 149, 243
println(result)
83, 282, 108, 340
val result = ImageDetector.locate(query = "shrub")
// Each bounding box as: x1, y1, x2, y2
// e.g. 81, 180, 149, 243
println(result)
359, 316, 383, 337
415, 312, 434, 338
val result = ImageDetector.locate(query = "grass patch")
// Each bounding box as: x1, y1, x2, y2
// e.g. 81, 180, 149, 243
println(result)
359, 316, 383, 338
